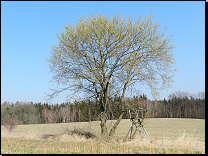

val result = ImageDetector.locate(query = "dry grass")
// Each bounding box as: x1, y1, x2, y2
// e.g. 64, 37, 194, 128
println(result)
1, 118, 205, 154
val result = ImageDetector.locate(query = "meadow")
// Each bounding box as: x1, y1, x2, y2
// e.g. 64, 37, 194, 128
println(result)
1, 118, 205, 154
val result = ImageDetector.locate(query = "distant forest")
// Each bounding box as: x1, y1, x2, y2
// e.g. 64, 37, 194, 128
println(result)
1, 91, 205, 125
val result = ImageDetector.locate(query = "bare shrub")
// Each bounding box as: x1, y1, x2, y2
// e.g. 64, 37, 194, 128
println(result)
4, 118, 17, 133
63, 128, 97, 139
40, 127, 97, 142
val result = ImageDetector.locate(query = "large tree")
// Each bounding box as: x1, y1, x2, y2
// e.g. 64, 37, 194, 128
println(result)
47, 11, 176, 136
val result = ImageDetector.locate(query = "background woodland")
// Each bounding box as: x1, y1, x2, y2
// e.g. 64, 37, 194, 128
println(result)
1, 91, 205, 125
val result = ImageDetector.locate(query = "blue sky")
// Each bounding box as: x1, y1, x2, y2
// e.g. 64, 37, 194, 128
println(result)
1, 1, 205, 104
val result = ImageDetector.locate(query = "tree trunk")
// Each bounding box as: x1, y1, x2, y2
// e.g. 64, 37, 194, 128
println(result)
78, 108, 81, 122
100, 77, 111, 137
108, 99, 125, 136
100, 112, 108, 137
108, 111, 124, 136
89, 107, 91, 122
108, 82, 127, 136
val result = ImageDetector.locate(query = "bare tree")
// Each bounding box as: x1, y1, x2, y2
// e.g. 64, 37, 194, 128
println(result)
195, 91, 205, 100
88, 107, 91, 122
72, 106, 77, 122
59, 105, 70, 123
42, 108, 57, 123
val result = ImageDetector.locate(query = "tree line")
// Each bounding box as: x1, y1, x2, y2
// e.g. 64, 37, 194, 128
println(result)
1, 91, 204, 126
156, 91, 205, 119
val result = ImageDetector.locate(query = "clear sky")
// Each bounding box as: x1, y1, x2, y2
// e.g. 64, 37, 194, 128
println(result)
1, 1, 205, 104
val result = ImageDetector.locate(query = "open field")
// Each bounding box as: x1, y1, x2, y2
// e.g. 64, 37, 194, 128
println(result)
1, 118, 205, 154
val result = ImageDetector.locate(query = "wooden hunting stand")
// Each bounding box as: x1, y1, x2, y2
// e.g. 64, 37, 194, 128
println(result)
125, 107, 152, 143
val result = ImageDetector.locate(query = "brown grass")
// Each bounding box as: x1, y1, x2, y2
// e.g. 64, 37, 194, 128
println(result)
1, 118, 205, 154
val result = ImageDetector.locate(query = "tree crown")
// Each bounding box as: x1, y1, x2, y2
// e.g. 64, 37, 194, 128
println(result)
47, 10, 176, 101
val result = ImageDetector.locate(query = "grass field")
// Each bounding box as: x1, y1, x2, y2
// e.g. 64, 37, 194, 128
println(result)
1, 118, 205, 154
